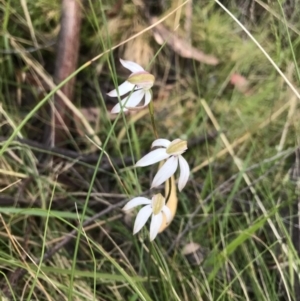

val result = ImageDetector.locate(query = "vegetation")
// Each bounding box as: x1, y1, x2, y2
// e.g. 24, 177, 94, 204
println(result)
0, 0, 299, 300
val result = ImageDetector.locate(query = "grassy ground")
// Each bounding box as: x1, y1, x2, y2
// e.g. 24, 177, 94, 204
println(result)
0, 0, 300, 300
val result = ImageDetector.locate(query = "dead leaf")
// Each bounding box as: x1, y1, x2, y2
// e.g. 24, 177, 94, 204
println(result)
182, 242, 201, 255
182, 242, 205, 265
230, 73, 251, 95
150, 17, 219, 65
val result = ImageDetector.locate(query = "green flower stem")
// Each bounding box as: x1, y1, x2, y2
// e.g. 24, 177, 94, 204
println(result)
148, 100, 158, 139
147, 101, 172, 205
147, 241, 152, 288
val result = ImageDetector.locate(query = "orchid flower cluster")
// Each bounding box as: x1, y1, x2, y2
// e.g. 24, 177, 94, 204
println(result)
108, 59, 190, 241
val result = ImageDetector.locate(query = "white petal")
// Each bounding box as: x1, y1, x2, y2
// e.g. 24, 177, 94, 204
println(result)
162, 205, 172, 223
135, 149, 170, 167
125, 90, 145, 109
178, 155, 190, 191
151, 139, 171, 148
151, 156, 178, 189
110, 102, 128, 114
120, 58, 144, 73
133, 205, 152, 234
143, 90, 152, 106
111, 89, 143, 113
130, 90, 152, 111
150, 213, 163, 241
107, 81, 135, 97
123, 197, 151, 211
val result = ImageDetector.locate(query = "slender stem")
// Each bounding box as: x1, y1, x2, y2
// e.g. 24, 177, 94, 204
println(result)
148, 100, 159, 139
147, 240, 152, 288
148, 100, 173, 201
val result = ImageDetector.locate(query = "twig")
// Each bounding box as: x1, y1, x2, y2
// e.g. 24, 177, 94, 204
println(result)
0, 39, 55, 54
184, 0, 193, 43
51, 0, 82, 145
0, 132, 217, 169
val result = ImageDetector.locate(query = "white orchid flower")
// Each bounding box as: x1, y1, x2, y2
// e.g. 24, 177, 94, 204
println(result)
136, 138, 190, 191
123, 193, 171, 241
107, 59, 155, 114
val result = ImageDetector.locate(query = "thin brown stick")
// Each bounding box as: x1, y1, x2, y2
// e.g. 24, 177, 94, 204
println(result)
51, 0, 82, 145
0, 131, 217, 169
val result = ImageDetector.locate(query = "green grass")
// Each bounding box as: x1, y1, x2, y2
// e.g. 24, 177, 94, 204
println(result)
0, 0, 300, 300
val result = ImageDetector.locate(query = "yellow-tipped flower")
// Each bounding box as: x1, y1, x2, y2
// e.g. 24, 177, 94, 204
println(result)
107, 59, 155, 114
136, 138, 190, 191
123, 193, 171, 241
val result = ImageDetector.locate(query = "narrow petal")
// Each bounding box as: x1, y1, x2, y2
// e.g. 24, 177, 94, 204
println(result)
151, 156, 178, 189
120, 58, 144, 73
123, 197, 151, 211
111, 102, 128, 114
107, 81, 135, 97
130, 90, 152, 111
150, 213, 163, 241
111, 90, 143, 113
125, 89, 145, 109
135, 149, 170, 167
133, 205, 152, 234
162, 206, 172, 223
143, 90, 152, 106
151, 138, 171, 149
178, 155, 190, 191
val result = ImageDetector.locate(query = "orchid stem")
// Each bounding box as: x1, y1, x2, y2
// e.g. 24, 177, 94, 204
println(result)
148, 101, 159, 139
148, 101, 172, 202
147, 240, 152, 288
